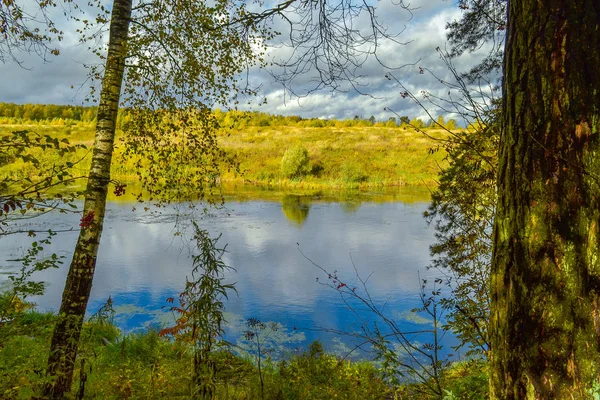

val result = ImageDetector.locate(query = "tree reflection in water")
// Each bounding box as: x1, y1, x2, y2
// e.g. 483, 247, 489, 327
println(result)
281, 195, 311, 226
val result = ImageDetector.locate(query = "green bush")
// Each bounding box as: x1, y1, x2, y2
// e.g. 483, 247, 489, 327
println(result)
281, 145, 310, 179
441, 359, 489, 400
305, 119, 325, 128
340, 162, 367, 183
278, 340, 388, 400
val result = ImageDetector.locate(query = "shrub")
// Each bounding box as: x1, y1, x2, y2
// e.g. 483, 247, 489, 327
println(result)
340, 162, 367, 183
279, 341, 388, 400
281, 145, 310, 179
445, 119, 458, 130
385, 119, 398, 128
305, 119, 325, 128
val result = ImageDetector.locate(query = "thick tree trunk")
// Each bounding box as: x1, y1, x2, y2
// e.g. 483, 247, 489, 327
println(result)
44, 0, 132, 397
490, 1, 600, 398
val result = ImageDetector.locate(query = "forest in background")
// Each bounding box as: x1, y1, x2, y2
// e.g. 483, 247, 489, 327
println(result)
0, 102, 460, 130
0, 103, 452, 191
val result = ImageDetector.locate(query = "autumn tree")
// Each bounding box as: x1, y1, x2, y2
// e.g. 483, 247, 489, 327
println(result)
43, 0, 413, 396
0, 2, 91, 315
1, 1, 89, 234
0, 0, 75, 63
43, 0, 271, 396
490, 1, 600, 398
426, 119, 497, 358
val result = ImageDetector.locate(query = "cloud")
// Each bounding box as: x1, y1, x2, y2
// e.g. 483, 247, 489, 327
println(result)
0, 45, 93, 105
0, 0, 487, 121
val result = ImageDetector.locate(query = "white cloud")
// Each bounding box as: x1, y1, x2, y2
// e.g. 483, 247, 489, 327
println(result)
0, 0, 487, 121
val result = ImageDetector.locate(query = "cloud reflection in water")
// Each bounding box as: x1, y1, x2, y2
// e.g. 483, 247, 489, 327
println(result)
1, 197, 451, 353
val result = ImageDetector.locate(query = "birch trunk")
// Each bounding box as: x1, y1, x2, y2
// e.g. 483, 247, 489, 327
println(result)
45, 0, 132, 397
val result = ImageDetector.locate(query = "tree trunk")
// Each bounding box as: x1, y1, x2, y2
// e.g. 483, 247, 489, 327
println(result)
490, 1, 600, 398
45, 0, 132, 397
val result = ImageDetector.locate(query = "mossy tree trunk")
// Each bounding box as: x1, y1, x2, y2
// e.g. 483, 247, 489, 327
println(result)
490, 1, 600, 398
44, 0, 132, 397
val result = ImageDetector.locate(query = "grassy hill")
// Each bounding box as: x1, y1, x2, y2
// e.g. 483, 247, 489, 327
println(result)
0, 118, 447, 196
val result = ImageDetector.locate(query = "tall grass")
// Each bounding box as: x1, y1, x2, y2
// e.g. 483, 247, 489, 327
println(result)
0, 309, 488, 399
0, 120, 447, 194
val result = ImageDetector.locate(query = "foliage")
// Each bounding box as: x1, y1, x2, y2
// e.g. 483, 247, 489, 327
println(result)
278, 340, 388, 399
120, 109, 231, 203
79, 0, 276, 204
340, 162, 367, 184
446, 0, 506, 82
0, 309, 402, 399
0, 230, 64, 324
0, 313, 55, 398
242, 318, 279, 399
1, 120, 448, 190
280, 145, 310, 180
386, 40, 500, 361
440, 359, 488, 400
0, 103, 97, 122
410, 118, 426, 129
160, 223, 235, 398
44, 0, 277, 394
425, 120, 498, 358
0, 104, 466, 131
0, 129, 86, 236
0, 0, 75, 62
305, 251, 453, 399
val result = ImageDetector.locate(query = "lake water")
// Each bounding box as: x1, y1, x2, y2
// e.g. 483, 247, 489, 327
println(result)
0, 188, 456, 358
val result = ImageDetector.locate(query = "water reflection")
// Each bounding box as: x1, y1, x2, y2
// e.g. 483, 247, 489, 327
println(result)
281, 195, 311, 226
340, 201, 361, 214
0, 192, 451, 353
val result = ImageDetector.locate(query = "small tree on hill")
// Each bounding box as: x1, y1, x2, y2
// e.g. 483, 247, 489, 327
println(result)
281, 145, 310, 179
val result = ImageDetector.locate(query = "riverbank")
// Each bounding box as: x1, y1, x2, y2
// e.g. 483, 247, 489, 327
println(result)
0, 307, 488, 399
0, 120, 447, 194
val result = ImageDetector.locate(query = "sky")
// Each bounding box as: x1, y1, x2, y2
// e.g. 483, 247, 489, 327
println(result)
0, 0, 495, 122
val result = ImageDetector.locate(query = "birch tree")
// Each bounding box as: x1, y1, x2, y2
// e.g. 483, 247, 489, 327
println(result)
43, 0, 271, 396
40, 0, 413, 395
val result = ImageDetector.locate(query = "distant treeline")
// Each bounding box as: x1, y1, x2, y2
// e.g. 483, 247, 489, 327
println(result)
0, 103, 97, 122
0, 102, 460, 130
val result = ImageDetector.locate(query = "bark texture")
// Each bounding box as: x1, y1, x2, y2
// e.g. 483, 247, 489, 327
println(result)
45, 0, 132, 397
490, 0, 600, 398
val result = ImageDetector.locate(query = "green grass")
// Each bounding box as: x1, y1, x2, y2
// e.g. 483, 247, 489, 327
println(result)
0, 309, 488, 399
219, 125, 447, 188
0, 311, 391, 399
0, 120, 447, 198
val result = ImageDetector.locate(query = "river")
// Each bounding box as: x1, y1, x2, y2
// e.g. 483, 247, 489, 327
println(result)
1, 187, 457, 358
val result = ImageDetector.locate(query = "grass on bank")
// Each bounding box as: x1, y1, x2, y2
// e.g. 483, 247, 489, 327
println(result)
0, 119, 447, 195
0, 306, 488, 400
